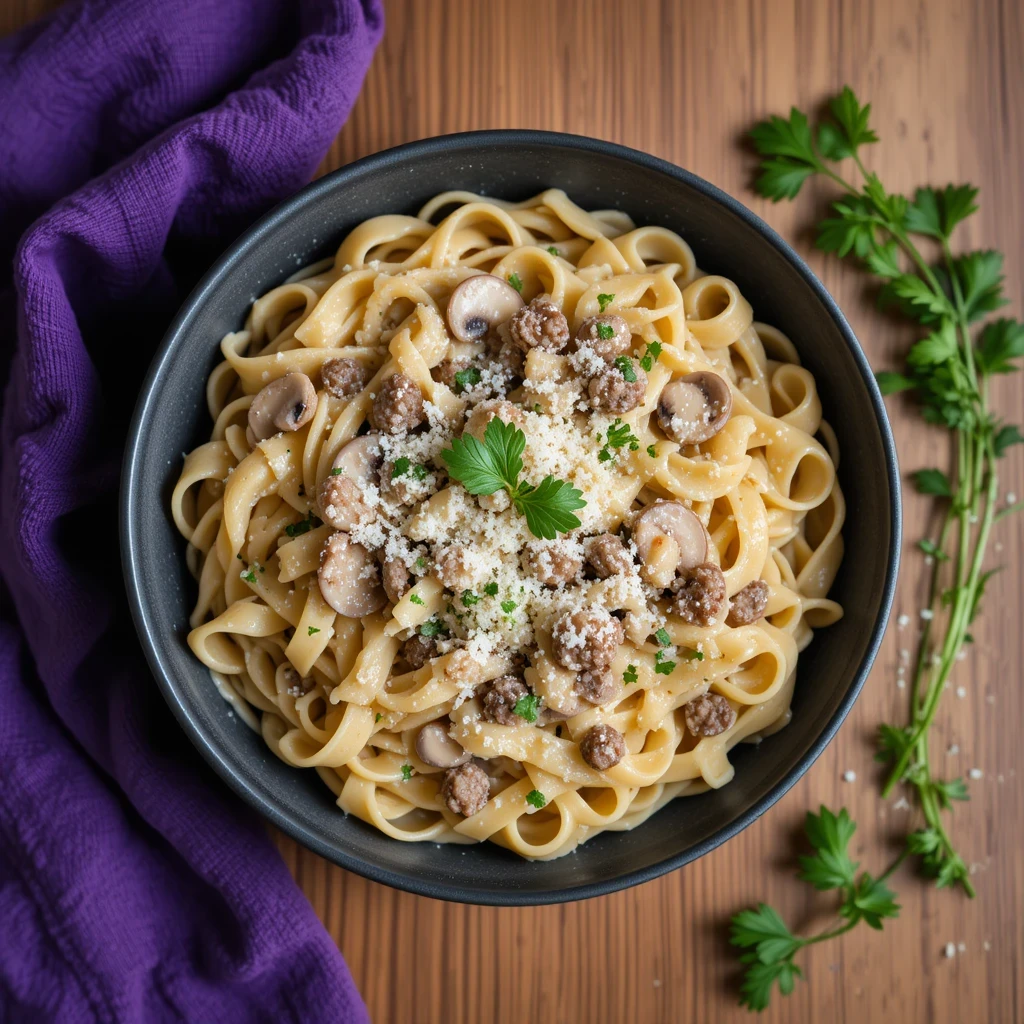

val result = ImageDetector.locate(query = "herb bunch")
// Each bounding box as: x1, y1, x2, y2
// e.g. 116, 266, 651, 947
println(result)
441, 417, 587, 539
728, 86, 1022, 1010
730, 808, 902, 1011
753, 85, 1021, 892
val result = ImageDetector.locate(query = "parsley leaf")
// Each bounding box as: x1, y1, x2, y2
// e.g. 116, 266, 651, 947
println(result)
598, 418, 641, 463
391, 457, 411, 479
654, 627, 672, 646
418, 618, 444, 638
646, 444, 657, 457
798, 807, 858, 890
513, 476, 587, 539
483, 582, 499, 596
653, 650, 675, 675
840, 873, 900, 930
513, 693, 541, 722
975, 318, 1024, 375
400, 764, 413, 782
525, 789, 546, 809
307, 626, 321, 636
453, 365, 482, 393
508, 272, 523, 292
375, 712, 383, 723
240, 567, 258, 585
409, 593, 426, 606
912, 467, 953, 497
500, 599, 517, 614
904, 184, 979, 240
917, 538, 948, 560
951, 250, 1007, 322
330, 466, 344, 475
597, 322, 615, 340
682, 649, 704, 662
994, 423, 1024, 457
597, 293, 615, 313
461, 590, 480, 607
546, 245, 560, 256
875, 370, 916, 395
827, 86, 879, 154
623, 664, 638, 684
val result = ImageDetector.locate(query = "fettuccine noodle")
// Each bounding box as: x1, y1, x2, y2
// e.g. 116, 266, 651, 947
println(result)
172, 190, 844, 859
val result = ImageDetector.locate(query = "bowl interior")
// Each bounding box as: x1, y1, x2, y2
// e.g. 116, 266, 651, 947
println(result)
122, 132, 899, 904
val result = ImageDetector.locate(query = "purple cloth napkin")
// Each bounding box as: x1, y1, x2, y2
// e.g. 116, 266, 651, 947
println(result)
0, 1, 382, 1020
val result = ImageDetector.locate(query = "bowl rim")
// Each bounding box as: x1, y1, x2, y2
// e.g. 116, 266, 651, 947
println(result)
121, 129, 901, 905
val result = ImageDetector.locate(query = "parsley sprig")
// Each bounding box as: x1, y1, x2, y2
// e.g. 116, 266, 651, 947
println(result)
730, 807, 902, 1011
441, 417, 587, 539
751, 86, 1023, 903
598, 418, 640, 463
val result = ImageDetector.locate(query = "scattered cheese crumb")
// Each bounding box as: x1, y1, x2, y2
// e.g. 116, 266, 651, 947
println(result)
944, 943, 956, 959
842, 770, 856, 783
968, 768, 983, 780
920, 608, 934, 621
957, 942, 967, 954
947, 744, 959, 755
1006, 492, 1017, 504
893, 797, 910, 811
897, 613, 910, 628
955, 686, 967, 699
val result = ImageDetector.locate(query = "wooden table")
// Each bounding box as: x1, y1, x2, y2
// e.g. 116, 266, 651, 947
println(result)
7, 0, 1021, 1021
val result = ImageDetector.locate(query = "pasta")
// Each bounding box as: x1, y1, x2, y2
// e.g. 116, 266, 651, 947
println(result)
172, 190, 844, 860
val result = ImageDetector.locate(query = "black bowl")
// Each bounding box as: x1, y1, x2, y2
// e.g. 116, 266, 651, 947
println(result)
121, 131, 900, 905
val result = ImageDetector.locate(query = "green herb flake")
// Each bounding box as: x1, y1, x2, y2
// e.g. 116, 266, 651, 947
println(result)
391, 457, 411, 479
330, 466, 344, 476
513, 693, 541, 722
307, 626, 321, 636
654, 627, 672, 647
375, 713, 383, 723
285, 510, 323, 538
597, 322, 615, 340
240, 568, 258, 585
653, 650, 676, 675
638, 340, 663, 372
614, 355, 638, 382
415, 556, 427, 571
483, 582, 499, 596
461, 590, 481, 607
546, 246, 560, 256
418, 619, 443, 638
501, 599, 517, 614
597, 293, 615, 313
400, 764, 413, 782
508, 272, 523, 292
409, 593, 426, 606
623, 664, 638, 684
647, 444, 657, 457
525, 789, 547, 809
453, 366, 482, 394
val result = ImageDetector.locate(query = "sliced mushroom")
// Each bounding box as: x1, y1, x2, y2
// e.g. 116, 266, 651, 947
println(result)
248, 372, 318, 443
446, 274, 525, 343
631, 501, 708, 576
415, 722, 471, 768
318, 532, 386, 617
329, 433, 382, 484
656, 371, 732, 445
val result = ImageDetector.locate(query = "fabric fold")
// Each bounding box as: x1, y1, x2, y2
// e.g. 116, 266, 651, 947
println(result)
0, 1, 383, 1020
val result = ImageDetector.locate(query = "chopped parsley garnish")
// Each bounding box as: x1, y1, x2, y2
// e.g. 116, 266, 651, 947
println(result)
508, 272, 523, 292
639, 340, 663, 372
441, 417, 587, 539
682, 649, 705, 662
307, 626, 321, 636
418, 618, 444, 638
597, 322, 615, 341
597, 293, 615, 313
240, 567, 258, 585
391, 457, 427, 481
598, 418, 641, 463
654, 649, 676, 675
654, 627, 672, 647
500, 599, 517, 614
623, 664, 638, 684
330, 466, 344, 475
647, 444, 657, 457
400, 764, 413, 782
513, 693, 541, 722
453, 366, 482, 394
614, 355, 637, 382
483, 582, 499, 597
409, 593, 426, 606
525, 789, 547, 809
546, 246, 560, 256
375, 712, 383, 723
285, 510, 323, 537
461, 590, 481, 607
414, 556, 427, 571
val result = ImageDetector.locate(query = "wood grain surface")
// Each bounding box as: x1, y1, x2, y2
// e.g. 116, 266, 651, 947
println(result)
8, 0, 1023, 1021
